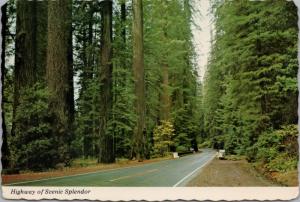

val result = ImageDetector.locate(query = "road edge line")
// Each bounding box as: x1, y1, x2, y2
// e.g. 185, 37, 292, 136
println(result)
172, 154, 216, 187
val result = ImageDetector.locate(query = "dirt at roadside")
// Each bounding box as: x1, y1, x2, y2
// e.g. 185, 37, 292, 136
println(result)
187, 158, 278, 187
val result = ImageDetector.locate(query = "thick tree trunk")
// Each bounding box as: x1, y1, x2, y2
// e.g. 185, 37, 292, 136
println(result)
160, 2, 170, 122
132, 0, 145, 162
11, 0, 48, 138
35, 1, 48, 79
11, 0, 38, 137
98, 0, 114, 163
1, 3, 9, 169
47, 0, 74, 165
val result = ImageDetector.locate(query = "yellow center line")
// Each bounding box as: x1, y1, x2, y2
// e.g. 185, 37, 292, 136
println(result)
109, 169, 159, 182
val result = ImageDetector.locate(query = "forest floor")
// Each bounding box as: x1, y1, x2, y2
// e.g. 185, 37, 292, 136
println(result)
2, 156, 173, 185
187, 157, 282, 187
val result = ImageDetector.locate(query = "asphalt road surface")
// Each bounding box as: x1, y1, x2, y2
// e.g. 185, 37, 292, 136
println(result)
8, 149, 216, 187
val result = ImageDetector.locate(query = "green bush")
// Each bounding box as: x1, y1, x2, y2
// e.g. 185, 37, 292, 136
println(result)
176, 145, 188, 153
267, 153, 297, 172
174, 132, 191, 151
224, 133, 240, 154
250, 124, 298, 172
245, 146, 258, 163
11, 83, 57, 171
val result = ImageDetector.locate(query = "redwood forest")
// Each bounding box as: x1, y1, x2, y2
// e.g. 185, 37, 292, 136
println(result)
1, 0, 299, 186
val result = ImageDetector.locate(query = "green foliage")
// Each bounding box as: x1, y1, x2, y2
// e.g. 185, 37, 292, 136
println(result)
2, 0, 201, 171
11, 83, 57, 171
111, 0, 136, 158
200, 1, 299, 177
71, 0, 201, 160
249, 125, 298, 172
2, 67, 13, 134
142, 0, 201, 156
72, 0, 102, 159
152, 121, 175, 157
203, 1, 298, 157
266, 154, 298, 173
74, 77, 100, 158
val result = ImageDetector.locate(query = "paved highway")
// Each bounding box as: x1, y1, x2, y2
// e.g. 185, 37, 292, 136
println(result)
8, 149, 216, 187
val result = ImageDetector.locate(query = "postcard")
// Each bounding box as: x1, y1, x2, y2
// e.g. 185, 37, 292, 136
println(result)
0, 0, 299, 201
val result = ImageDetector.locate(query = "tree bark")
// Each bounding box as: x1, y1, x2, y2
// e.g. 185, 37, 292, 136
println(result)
160, 1, 170, 121
47, 0, 74, 165
11, 0, 48, 138
121, 0, 126, 44
160, 63, 170, 121
1, 3, 9, 169
132, 0, 145, 161
98, 0, 114, 163
11, 0, 38, 137
35, 1, 48, 79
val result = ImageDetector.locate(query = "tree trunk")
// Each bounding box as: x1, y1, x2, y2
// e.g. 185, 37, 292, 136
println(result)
160, 63, 170, 121
121, 0, 126, 44
160, 1, 170, 122
132, 0, 145, 162
183, 0, 191, 106
82, 3, 95, 159
11, 0, 38, 137
47, 0, 74, 165
87, 3, 94, 77
35, 1, 48, 79
98, 0, 114, 163
1, 3, 9, 169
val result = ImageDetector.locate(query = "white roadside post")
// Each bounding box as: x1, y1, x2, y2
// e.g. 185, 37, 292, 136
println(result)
173, 152, 179, 158
217, 149, 225, 160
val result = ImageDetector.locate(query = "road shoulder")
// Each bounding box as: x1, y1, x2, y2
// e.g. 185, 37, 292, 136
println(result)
187, 157, 278, 187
